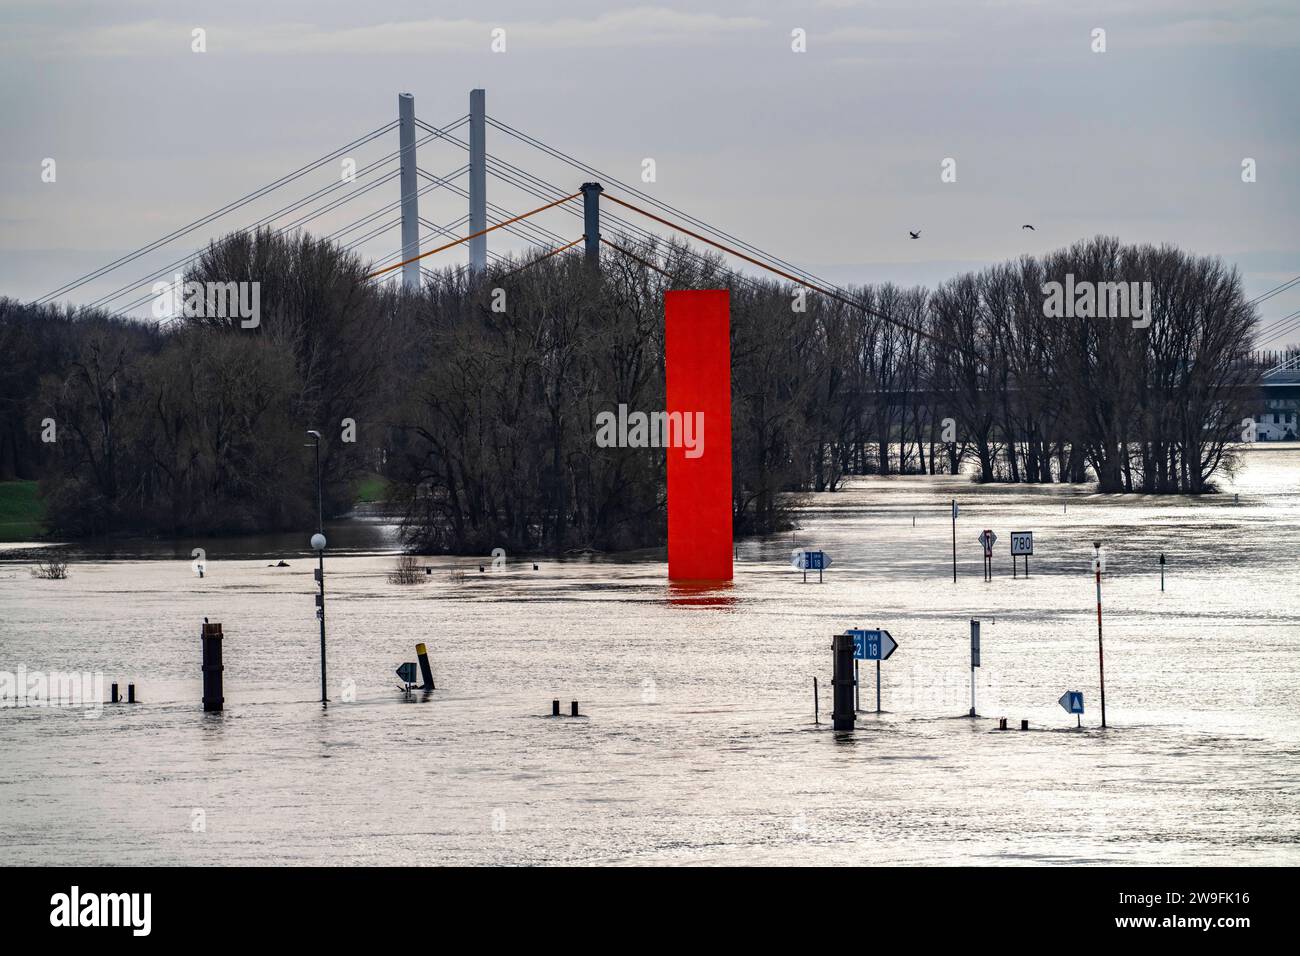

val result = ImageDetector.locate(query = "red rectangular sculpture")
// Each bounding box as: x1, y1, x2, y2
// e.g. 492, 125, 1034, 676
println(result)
665, 290, 733, 581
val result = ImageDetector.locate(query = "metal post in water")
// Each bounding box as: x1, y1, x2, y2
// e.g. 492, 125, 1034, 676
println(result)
951, 499, 957, 583
111, 683, 119, 704
813, 677, 819, 724
1094, 541, 1107, 728
875, 659, 881, 714
128, 683, 135, 704
1159, 552, 1165, 592
201, 621, 224, 712
416, 642, 435, 690
831, 635, 854, 730
571, 700, 580, 717
552, 699, 560, 717
854, 659, 860, 712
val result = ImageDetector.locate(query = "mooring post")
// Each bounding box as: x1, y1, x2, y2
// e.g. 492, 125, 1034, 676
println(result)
416, 642, 435, 690
831, 634, 855, 730
570, 700, 580, 717
468, 88, 487, 273
1159, 552, 1165, 592
128, 683, 135, 704
397, 92, 420, 290
552, 699, 560, 717
813, 677, 819, 724
111, 683, 119, 704
201, 621, 224, 712
580, 182, 602, 268
1020, 719, 1029, 731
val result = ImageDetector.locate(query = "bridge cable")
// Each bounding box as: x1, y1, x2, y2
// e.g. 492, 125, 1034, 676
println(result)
38, 120, 403, 303
364, 191, 581, 279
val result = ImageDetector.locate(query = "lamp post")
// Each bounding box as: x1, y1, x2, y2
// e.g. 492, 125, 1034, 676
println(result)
306, 430, 323, 534
312, 531, 327, 705
1093, 541, 1106, 728
306, 430, 326, 705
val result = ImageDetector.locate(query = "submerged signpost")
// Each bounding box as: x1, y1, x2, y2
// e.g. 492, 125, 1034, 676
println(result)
1059, 690, 1084, 728
969, 619, 980, 716
1011, 531, 1033, 578
979, 529, 996, 582
850, 628, 899, 713
795, 549, 830, 583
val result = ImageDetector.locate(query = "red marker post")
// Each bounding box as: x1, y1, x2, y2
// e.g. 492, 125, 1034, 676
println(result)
1094, 541, 1107, 728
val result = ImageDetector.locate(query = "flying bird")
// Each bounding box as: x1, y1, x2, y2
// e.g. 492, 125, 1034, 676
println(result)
1022, 224, 1035, 231
909, 230, 921, 240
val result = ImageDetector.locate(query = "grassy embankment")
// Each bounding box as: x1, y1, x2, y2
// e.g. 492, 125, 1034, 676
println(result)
0, 481, 44, 542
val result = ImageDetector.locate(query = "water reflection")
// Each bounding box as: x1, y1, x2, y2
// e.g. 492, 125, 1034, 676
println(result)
666, 580, 738, 608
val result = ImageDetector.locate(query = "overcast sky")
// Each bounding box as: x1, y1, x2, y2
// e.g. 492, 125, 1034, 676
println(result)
2, 1, 1297, 341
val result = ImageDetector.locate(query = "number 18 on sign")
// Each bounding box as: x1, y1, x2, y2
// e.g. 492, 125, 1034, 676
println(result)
850, 628, 898, 714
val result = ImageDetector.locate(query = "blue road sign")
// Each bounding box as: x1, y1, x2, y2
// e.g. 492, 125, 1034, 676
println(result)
804, 550, 825, 570
1058, 690, 1084, 714
850, 629, 898, 661
396, 662, 417, 684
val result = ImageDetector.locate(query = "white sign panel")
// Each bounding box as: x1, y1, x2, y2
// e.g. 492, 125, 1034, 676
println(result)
1010, 531, 1034, 556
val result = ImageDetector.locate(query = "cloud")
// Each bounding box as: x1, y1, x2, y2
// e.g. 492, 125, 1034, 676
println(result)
6, 8, 772, 58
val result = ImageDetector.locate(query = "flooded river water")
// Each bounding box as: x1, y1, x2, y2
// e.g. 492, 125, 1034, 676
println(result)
2, 447, 1298, 865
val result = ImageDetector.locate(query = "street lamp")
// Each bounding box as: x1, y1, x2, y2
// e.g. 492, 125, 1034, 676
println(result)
312, 531, 327, 705
306, 430, 326, 705
306, 430, 323, 533
1093, 541, 1106, 728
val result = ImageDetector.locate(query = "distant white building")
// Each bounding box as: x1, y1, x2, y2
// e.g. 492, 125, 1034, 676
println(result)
1256, 399, 1298, 441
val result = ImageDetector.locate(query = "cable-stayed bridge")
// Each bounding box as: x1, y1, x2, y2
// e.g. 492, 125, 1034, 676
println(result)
32, 89, 1300, 380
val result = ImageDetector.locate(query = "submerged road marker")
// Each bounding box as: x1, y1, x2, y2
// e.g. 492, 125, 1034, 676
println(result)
1059, 690, 1084, 728
850, 628, 899, 713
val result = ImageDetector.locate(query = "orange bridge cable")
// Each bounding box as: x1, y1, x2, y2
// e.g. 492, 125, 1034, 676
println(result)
499, 237, 585, 279
599, 192, 942, 346
599, 237, 674, 280
364, 191, 582, 279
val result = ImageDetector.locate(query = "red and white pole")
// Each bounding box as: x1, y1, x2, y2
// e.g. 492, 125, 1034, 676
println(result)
1094, 541, 1107, 728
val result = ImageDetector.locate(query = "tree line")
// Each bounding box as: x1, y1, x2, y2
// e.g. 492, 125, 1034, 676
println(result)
0, 229, 1261, 549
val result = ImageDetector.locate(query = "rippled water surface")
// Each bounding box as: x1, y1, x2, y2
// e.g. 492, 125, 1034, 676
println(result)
2, 447, 1298, 865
